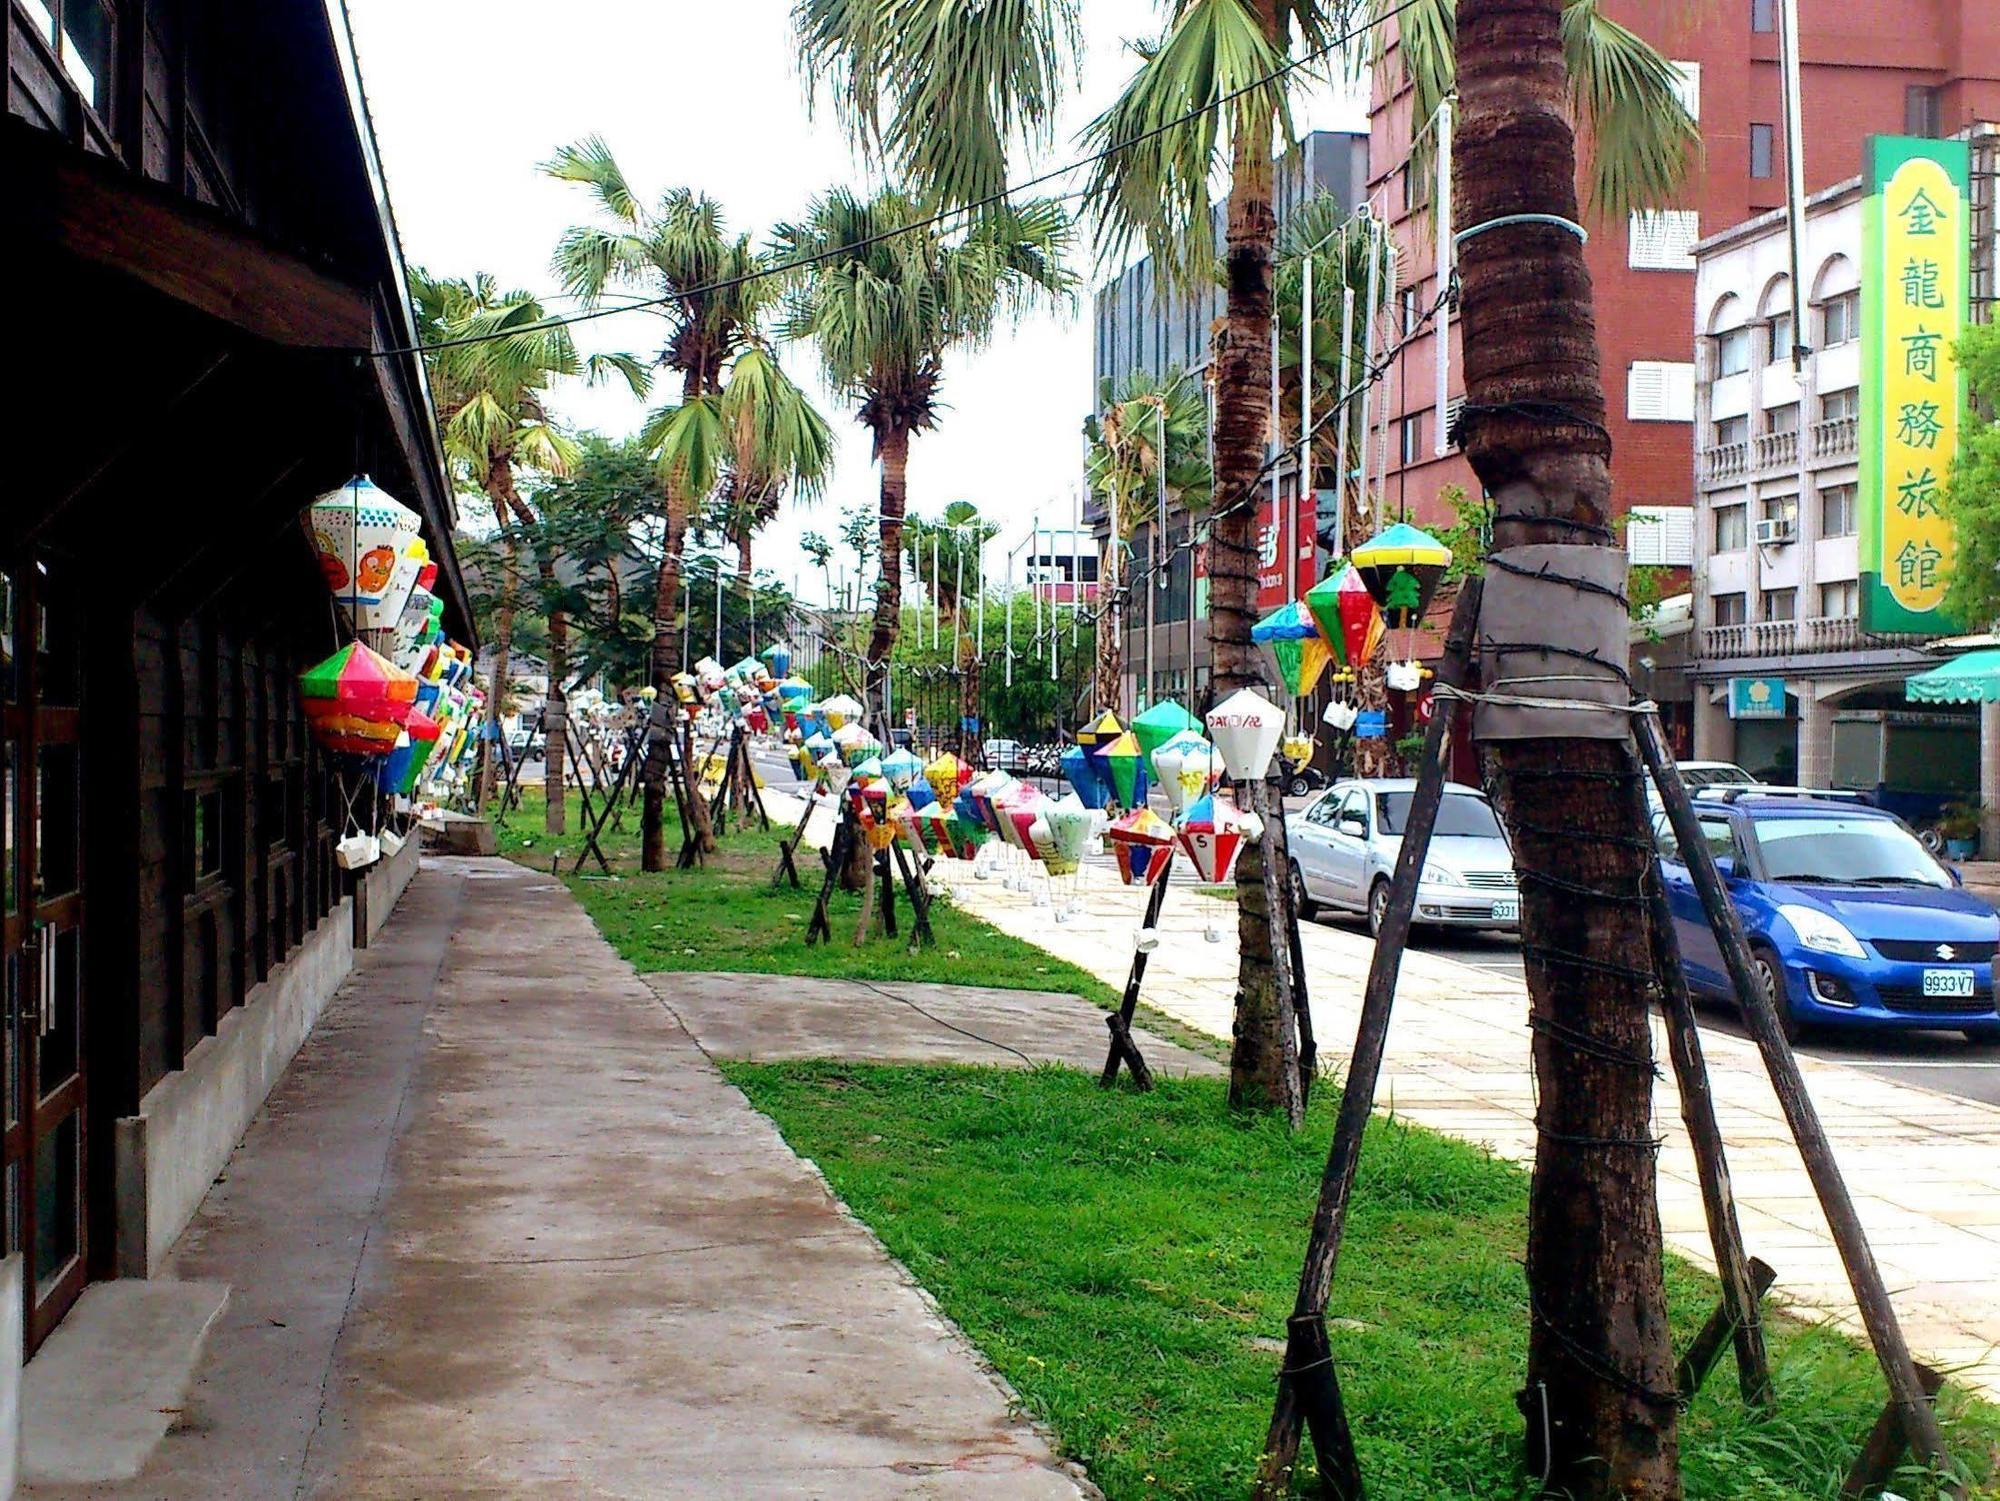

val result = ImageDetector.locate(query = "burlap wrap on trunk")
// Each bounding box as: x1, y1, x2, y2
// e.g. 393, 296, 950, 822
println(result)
1472, 543, 1630, 742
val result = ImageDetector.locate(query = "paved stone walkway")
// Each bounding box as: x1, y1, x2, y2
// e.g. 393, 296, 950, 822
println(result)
925, 842, 2000, 1402
27, 858, 1087, 1499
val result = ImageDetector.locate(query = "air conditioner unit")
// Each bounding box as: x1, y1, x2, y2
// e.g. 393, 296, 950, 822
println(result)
1754, 516, 1797, 547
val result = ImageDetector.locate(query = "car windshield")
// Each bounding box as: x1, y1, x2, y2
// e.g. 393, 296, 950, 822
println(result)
1752, 815, 1950, 888
1376, 791, 1504, 838
1682, 764, 1755, 787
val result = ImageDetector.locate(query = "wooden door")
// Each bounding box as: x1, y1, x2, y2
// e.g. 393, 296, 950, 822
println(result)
1, 553, 88, 1353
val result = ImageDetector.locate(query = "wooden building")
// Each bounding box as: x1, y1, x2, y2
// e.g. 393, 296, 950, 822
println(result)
3, 0, 471, 1442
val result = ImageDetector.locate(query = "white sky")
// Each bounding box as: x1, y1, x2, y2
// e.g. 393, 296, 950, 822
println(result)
348, 0, 1364, 607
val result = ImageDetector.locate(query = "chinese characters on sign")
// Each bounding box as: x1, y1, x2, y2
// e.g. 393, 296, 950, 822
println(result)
1861, 137, 1967, 632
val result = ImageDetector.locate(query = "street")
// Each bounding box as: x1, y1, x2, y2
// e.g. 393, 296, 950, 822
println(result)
752, 745, 2000, 1109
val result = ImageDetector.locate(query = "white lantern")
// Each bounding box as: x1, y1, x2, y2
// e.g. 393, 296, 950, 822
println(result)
1323, 699, 1360, 732
1205, 688, 1286, 784
309, 476, 423, 633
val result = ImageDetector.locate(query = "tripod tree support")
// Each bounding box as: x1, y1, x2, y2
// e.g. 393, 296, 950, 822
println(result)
1101, 870, 1171, 1091
1644, 867, 1774, 1411
772, 770, 826, 889
1633, 714, 1959, 1492
1252, 579, 1482, 1501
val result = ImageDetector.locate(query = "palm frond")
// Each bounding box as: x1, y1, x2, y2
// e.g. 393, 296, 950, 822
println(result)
793, 0, 1079, 211
1081, 0, 1295, 294
585, 352, 654, 400
540, 135, 644, 225
1561, 0, 1700, 218
647, 395, 729, 500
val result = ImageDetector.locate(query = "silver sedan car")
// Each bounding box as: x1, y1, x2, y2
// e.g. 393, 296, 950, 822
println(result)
1286, 778, 1520, 936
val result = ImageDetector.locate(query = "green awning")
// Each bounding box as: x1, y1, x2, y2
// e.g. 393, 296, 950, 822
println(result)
1905, 649, 2000, 704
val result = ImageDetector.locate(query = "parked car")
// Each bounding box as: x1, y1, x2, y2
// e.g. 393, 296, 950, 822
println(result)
1287, 778, 1520, 936
1653, 793, 2000, 1043
983, 737, 1025, 773
1676, 760, 1757, 789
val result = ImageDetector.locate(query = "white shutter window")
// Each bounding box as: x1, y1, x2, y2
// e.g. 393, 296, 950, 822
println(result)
1626, 506, 1695, 567
1627, 361, 1695, 422
1628, 210, 1699, 270
1443, 396, 1465, 450
1672, 62, 1701, 124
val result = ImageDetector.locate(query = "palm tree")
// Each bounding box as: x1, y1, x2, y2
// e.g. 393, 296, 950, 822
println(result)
1083, 0, 1695, 1120
713, 345, 836, 582
545, 138, 807, 866
410, 271, 646, 823
905, 501, 1001, 754
1084, 368, 1213, 719
773, 188, 1073, 730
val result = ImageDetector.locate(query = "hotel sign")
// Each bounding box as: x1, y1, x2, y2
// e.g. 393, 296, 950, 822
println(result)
1860, 135, 1969, 633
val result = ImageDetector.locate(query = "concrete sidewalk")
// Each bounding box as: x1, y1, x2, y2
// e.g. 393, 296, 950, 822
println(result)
934, 851, 2000, 1402
27, 858, 1087, 1500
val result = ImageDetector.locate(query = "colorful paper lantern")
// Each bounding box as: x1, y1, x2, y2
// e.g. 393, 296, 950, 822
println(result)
1178, 794, 1247, 884
1043, 795, 1094, 877
1105, 806, 1177, 887
1076, 709, 1124, 753
943, 811, 989, 860
1130, 700, 1199, 760
300, 641, 417, 756
1060, 744, 1108, 809
1306, 564, 1386, 673
1151, 730, 1216, 815
821, 693, 864, 730
1351, 523, 1451, 670
881, 747, 923, 792
1206, 689, 1286, 785
308, 476, 422, 633
1095, 730, 1150, 810
761, 643, 793, 678
1252, 601, 1333, 700
923, 753, 964, 806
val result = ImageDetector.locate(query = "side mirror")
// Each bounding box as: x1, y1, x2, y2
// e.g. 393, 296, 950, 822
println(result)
1949, 865, 1965, 888
1338, 814, 1366, 837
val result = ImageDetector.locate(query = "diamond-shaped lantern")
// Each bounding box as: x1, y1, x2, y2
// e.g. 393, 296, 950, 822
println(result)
1130, 700, 1199, 760
1178, 793, 1247, 884
1105, 805, 1177, 886
881, 747, 923, 792
1252, 601, 1333, 700
1095, 730, 1150, 811
1205, 689, 1286, 785
1151, 730, 1216, 816
1076, 709, 1123, 753
308, 476, 423, 633
924, 752, 964, 806
820, 693, 864, 730
300, 641, 417, 756
1060, 744, 1108, 809
1043, 795, 1094, 877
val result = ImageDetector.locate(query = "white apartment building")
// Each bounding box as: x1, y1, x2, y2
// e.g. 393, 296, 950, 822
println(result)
1690, 174, 1988, 817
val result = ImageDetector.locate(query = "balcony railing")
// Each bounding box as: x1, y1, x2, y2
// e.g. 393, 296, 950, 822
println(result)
1754, 429, 1799, 468
1704, 441, 1748, 480
1702, 613, 1939, 660
1811, 414, 1857, 459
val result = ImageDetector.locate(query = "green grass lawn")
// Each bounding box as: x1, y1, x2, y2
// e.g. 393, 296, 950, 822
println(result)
726, 1063, 2000, 1501
496, 789, 1122, 1005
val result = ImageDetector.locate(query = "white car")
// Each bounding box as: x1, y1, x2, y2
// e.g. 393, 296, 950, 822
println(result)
1676, 760, 1757, 789
1287, 778, 1520, 935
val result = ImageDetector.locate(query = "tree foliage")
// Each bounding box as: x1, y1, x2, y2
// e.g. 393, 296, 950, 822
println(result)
1941, 321, 2000, 629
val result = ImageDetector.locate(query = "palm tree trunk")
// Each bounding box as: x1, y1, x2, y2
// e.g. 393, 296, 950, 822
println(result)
476, 477, 522, 812
643, 372, 707, 871
1456, 1, 1679, 1491
1211, 0, 1302, 1123
501, 486, 569, 837
865, 425, 910, 729
957, 615, 981, 760
1095, 519, 1123, 716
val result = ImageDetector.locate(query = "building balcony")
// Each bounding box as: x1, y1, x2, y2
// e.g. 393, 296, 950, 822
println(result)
1701, 613, 1939, 661
1704, 441, 1749, 481
1754, 429, 1798, 468
1811, 414, 1857, 459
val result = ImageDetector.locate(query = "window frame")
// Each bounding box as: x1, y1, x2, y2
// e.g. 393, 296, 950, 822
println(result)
1712, 591, 1749, 626
1750, 123, 1776, 181
1821, 292, 1860, 346
1714, 504, 1749, 553
1716, 327, 1752, 377
1820, 483, 1857, 538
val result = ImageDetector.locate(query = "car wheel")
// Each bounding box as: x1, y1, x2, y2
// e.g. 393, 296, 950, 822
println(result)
1287, 774, 1313, 798
1748, 946, 1806, 1045
1367, 879, 1392, 939
1290, 861, 1319, 920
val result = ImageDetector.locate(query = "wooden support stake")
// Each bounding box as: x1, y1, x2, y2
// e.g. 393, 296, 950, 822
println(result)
1633, 714, 1959, 1492
1252, 579, 1482, 1501
1677, 1257, 1776, 1404
772, 771, 824, 889
889, 841, 935, 951
1840, 1362, 1948, 1500
806, 807, 850, 946
1278, 809, 1318, 1104
1101, 869, 1172, 1091
1646, 868, 1775, 1410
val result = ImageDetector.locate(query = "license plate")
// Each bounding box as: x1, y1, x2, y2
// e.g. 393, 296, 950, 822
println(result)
1921, 968, 1976, 998
1491, 900, 1518, 922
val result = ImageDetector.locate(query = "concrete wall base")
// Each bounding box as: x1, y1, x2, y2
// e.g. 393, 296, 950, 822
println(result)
0, 1255, 19, 1501
114, 836, 423, 1280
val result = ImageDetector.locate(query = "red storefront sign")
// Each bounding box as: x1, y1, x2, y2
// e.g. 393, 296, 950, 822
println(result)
1255, 487, 1317, 611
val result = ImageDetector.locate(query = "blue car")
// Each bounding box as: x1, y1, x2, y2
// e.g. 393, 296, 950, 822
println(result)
1652, 793, 2000, 1044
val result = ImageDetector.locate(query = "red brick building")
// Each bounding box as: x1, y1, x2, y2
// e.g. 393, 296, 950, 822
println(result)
1369, 0, 2000, 541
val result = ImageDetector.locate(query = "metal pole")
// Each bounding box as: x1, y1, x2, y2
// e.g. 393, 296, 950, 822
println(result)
713, 554, 723, 663
1358, 213, 1381, 516
1301, 246, 1314, 588
1777, 2, 1809, 375
682, 572, 691, 667
1434, 99, 1454, 455
1270, 298, 1282, 615
1005, 542, 1015, 688
932, 530, 941, 649
1072, 484, 1082, 648
1334, 285, 1354, 560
